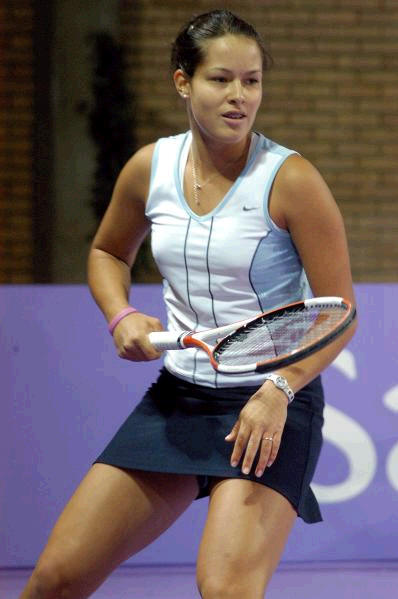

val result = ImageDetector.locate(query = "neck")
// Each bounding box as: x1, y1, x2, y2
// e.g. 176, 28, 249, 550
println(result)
189, 131, 252, 207
190, 131, 252, 178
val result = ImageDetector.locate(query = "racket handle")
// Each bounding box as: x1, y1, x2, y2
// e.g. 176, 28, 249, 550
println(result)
148, 331, 184, 351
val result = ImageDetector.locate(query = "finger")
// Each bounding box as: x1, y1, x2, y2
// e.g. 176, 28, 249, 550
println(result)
139, 339, 163, 360
114, 315, 164, 361
267, 433, 281, 468
241, 433, 263, 475
255, 435, 274, 477
119, 345, 146, 361
225, 421, 239, 442
229, 426, 250, 468
119, 339, 159, 361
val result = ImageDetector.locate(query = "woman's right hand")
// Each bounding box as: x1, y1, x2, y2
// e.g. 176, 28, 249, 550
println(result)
112, 312, 164, 361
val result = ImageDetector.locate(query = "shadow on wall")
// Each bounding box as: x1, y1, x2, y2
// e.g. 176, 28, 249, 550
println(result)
88, 31, 159, 282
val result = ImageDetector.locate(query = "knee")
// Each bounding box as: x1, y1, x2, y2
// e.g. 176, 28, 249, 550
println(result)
197, 576, 226, 599
26, 556, 77, 599
197, 573, 258, 599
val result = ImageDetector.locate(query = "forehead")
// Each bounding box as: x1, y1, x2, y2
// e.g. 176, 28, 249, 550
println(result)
198, 34, 263, 72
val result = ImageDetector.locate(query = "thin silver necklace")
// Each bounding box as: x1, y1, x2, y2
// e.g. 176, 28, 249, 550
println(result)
191, 151, 200, 205
191, 150, 219, 206
191, 146, 247, 206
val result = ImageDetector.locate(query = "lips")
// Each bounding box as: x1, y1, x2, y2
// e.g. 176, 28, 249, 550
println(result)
222, 112, 246, 119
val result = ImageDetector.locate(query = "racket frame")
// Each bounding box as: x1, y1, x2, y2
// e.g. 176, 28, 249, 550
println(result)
211, 297, 356, 374
148, 296, 356, 375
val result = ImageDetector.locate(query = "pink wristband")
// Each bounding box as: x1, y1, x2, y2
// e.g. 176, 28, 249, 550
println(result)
108, 307, 138, 335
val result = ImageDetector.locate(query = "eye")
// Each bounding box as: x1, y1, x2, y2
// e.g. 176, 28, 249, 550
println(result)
211, 76, 228, 83
246, 78, 260, 85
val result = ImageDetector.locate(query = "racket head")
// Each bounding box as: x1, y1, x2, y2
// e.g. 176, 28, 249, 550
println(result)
210, 296, 356, 374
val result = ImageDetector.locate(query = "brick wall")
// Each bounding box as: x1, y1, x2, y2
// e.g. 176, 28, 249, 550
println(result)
0, 1, 34, 282
1, 1, 397, 282
120, 0, 398, 282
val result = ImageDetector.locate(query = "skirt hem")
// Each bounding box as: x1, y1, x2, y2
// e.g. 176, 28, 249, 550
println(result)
93, 457, 322, 524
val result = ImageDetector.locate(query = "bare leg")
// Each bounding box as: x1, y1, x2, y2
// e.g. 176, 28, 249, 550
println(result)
196, 478, 297, 598
20, 464, 199, 599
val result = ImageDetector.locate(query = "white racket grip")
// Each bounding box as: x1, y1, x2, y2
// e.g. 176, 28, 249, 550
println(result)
148, 331, 184, 351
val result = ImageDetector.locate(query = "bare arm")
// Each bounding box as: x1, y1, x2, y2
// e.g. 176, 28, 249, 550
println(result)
87, 143, 163, 360
227, 154, 357, 475
269, 154, 357, 392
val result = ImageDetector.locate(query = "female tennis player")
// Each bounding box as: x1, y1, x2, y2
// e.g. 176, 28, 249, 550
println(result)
21, 9, 357, 599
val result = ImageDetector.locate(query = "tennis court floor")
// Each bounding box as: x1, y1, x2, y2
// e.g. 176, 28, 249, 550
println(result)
1, 561, 397, 598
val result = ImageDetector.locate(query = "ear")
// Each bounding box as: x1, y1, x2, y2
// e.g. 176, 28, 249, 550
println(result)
173, 68, 190, 100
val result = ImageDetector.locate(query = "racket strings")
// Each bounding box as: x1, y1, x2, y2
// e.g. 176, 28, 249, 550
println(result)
214, 306, 347, 365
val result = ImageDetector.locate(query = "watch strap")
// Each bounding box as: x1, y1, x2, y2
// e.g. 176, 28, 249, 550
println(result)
263, 373, 295, 404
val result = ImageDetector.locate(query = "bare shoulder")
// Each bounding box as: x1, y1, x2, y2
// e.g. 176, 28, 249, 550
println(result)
114, 142, 157, 204
275, 153, 320, 184
270, 154, 340, 230
275, 154, 336, 209
127, 142, 156, 173
272, 155, 354, 301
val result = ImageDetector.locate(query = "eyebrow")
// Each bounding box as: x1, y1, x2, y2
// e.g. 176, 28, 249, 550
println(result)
209, 67, 262, 75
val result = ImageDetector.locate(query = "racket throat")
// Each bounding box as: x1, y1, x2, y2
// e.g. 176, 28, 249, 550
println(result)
214, 361, 258, 375
178, 332, 192, 349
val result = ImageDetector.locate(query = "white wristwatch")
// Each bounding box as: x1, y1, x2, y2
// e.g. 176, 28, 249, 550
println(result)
263, 373, 295, 404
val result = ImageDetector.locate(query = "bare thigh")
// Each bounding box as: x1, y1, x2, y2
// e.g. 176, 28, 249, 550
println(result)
21, 464, 198, 598
196, 478, 297, 598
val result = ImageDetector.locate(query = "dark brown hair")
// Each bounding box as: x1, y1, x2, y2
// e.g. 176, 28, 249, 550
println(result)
171, 9, 272, 77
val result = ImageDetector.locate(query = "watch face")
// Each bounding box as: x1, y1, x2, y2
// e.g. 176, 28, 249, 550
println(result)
275, 376, 286, 387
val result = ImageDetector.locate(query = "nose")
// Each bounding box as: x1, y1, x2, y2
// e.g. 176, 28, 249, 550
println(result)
228, 80, 245, 104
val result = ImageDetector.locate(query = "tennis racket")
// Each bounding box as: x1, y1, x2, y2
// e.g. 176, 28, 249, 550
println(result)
148, 296, 356, 375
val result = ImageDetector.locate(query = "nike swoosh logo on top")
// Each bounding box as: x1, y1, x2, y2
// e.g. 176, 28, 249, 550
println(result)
243, 206, 257, 211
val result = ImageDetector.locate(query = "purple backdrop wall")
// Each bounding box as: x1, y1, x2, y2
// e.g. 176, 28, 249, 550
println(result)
1, 284, 397, 567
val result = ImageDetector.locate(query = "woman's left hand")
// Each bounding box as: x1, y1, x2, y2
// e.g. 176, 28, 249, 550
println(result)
225, 381, 289, 477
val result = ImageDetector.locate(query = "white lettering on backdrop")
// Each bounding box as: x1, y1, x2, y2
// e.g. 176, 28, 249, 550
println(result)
384, 385, 398, 492
312, 349, 378, 503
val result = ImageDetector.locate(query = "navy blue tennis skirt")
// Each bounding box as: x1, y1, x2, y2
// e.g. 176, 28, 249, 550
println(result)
95, 368, 325, 523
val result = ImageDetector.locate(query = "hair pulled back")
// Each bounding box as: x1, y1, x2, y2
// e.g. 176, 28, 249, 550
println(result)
171, 9, 272, 77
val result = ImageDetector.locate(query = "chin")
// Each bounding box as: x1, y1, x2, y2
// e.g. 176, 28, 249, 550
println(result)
215, 124, 251, 142
221, 130, 251, 145
196, 120, 251, 146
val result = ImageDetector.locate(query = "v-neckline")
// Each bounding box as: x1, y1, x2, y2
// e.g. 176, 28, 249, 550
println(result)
174, 131, 261, 221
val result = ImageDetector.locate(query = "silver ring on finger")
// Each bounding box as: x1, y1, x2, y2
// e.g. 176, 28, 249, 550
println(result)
263, 436, 274, 442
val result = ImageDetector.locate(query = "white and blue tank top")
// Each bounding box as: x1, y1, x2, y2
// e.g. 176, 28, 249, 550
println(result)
146, 131, 311, 388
